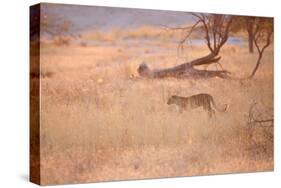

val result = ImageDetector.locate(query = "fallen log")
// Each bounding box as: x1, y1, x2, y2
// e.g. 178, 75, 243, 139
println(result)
138, 62, 230, 79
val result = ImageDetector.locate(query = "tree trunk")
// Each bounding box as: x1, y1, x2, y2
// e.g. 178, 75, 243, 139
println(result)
249, 53, 262, 78
248, 32, 254, 53
246, 20, 255, 54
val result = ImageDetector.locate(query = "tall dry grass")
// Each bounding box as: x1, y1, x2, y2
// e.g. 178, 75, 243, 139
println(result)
38, 28, 273, 185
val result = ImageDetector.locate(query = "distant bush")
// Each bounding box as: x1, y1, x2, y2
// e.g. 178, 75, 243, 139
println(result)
80, 41, 88, 47
53, 36, 71, 46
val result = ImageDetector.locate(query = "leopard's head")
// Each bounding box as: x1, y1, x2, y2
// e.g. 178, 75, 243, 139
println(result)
167, 95, 177, 105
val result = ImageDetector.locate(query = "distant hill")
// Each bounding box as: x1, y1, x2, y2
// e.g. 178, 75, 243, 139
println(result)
41, 3, 194, 33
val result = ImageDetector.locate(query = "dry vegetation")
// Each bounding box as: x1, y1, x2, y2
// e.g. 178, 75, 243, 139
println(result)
81, 26, 181, 42
38, 27, 273, 185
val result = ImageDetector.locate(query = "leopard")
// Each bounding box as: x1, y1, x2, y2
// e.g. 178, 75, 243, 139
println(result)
167, 93, 228, 117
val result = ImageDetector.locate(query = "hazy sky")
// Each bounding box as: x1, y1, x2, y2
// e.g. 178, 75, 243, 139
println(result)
41, 3, 194, 33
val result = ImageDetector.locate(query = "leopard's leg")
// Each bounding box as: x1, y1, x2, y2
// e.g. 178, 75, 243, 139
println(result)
209, 109, 215, 118
179, 107, 184, 114
205, 103, 215, 118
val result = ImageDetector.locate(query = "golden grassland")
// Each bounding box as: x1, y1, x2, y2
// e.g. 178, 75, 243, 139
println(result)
37, 27, 273, 185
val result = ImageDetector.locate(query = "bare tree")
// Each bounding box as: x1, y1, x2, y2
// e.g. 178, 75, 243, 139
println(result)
231, 16, 273, 55
249, 18, 273, 78
138, 13, 233, 79
245, 17, 256, 54
231, 16, 257, 54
